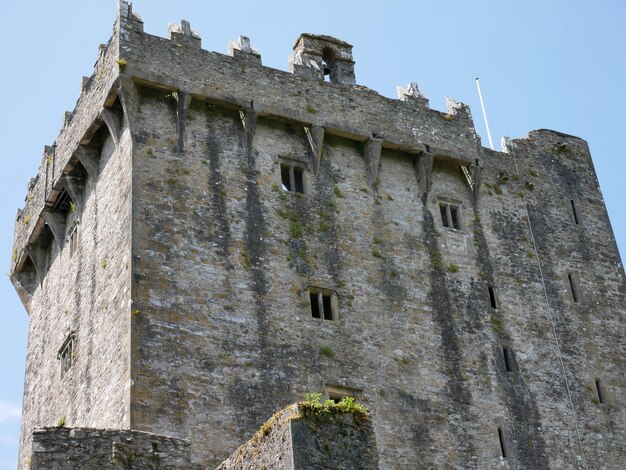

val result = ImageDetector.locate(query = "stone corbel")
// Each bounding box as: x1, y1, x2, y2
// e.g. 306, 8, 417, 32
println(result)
304, 125, 324, 176
413, 152, 434, 204
239, 108, 258, 158
24, 242, 47, 286
41, 210, 67, 251
175, 91, 192, 152
470, 160, 482, 205
74, 145, 101, 180
60, 174, 86, 214
364, 136, 384, 190
100, 108, 121, 147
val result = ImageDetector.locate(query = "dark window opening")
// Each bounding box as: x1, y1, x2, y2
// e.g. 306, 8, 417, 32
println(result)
439, 202, 462, 230
595, 379, 605, 404
322, 47, 336, 83
309, 289, 335, 321
502, 346, 516, 372
67, 222, 79, 259
570, 199, 580, 225
280, 163, 305, 194
497, 427, 507, 458
324, 384, 361, 403
488, 286, 497, 309
568, 273, 579, 303
58, 334, 76, 379
310, 292, 321, 318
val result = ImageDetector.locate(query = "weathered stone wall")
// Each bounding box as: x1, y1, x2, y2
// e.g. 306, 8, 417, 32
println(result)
16, 123, 133, 470
11, 2, 625, 469
11, 10, 135, 468
216, 404, 379, 470
31, 427, 192, 470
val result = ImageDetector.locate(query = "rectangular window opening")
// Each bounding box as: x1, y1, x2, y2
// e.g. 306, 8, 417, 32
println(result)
309, 289, 336, 321
595, 379, 605, 404
570, 199, 580, 225
310, 292, 321, 318
324, 384, 361, 403
450, 205, 461, 229
497, 427, 507, 458
280, 162, 306, 194
568, 273, 579, 303
280, 164, 291, 191
488, 286, 497, 309
439, 201, 462, 230
67, 222, 79, 259
58, 334, 76, 379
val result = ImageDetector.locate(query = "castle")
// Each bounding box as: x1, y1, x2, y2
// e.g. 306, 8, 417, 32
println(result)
9, 1, 625, 468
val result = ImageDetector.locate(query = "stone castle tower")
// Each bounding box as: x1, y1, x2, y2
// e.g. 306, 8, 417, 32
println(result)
10, 2, 625, 469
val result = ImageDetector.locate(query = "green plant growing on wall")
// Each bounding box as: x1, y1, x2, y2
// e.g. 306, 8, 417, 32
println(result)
431, 250, 442, 270
116, 58, 127, 72
290, 222, 303, 238
319, 346, 335, 358
447, 264, 459, 273
101, 259, 108, 269
333, 186, 345, 198
300, 393, 368, 416
56, 416, 66, 427
70, 201, 78, 213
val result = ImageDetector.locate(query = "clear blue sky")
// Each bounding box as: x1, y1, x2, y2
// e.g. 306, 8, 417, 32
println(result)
0, 1, 624, 467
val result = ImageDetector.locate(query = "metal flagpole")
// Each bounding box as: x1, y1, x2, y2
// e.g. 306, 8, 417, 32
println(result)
475, 77, 494, 150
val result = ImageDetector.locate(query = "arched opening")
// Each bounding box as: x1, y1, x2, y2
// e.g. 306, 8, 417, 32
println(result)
321, 47, 336, 83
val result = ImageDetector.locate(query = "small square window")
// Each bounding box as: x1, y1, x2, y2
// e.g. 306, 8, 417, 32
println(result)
309, 288, 336, 321
58, 334, 76, 379
324, 384, 361, 403
439, 202, 462, 230
281, 162, 306, 194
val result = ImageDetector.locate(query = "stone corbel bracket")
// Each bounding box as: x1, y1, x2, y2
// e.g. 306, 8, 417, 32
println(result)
41, 210, 67, 252
175, 91, 192, 152
99, 108, 121, 147
24, 242, 47, 287
239, 107, 258, 161
304, 125, 324, 176
470, 159, 483, 205
413, 152, 434, 205
74, 144, 101, 180
60, 174, 86, 215
364, 136, 384, 191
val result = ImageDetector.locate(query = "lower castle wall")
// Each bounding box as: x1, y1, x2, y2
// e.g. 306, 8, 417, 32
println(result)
31, 427, 191, 470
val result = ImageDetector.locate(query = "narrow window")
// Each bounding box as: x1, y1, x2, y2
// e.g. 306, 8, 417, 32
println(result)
497, 427, 507, 458
58, 334, 76, 379
570, 199, 580, 225
488, 286, 497, 309
502, 346, 516, 372
450, 205, 461, 229
439, 202, 462, 230
280, 162, 306, 194
595, 379, 605, 404
439, 204, 449, 228
310, 292, 321, 318
309, 289, 336, 321
67, 222, 79, 259
568, 273, 579, 303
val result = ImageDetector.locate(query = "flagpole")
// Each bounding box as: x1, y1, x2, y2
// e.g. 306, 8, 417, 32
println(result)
475, 77, 494, 150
